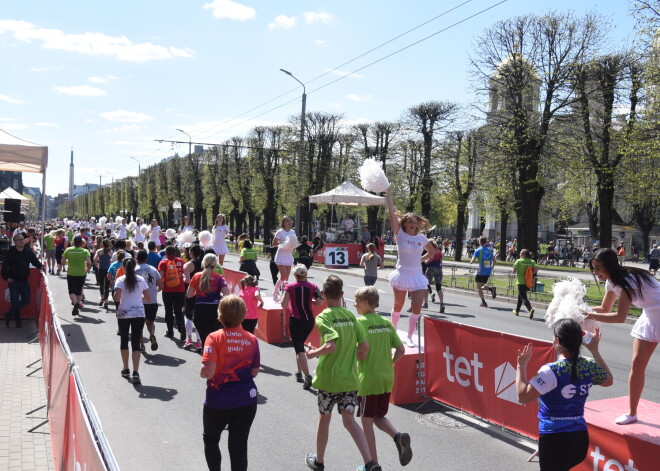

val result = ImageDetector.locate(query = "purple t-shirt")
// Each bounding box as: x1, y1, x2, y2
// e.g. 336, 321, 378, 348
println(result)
283, 280, 320, 321
189, 271, 228, 304
202, 327, 260, 409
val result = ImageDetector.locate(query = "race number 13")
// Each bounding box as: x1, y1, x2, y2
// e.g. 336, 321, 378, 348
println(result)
325, 247, 348, 267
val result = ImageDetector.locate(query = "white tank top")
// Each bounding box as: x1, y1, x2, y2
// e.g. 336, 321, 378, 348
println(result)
395, 230, 428, 273
213, 225, 229, 248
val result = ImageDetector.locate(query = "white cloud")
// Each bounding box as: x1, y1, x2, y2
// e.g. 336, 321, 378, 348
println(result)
314, 39, 326, 45
302, 11, 334, 25
100, 110, 152, 123
0, 19, 193, 63
346, 94, 373, 102
36, 122, 58, 127
30, 65, 63, 72
101, 124, 144, 134
54, 85, 106, 96
268, 15, 297, 31
324, 69, 362, 79
0, 94, 26, 104
203, 0, 256, 21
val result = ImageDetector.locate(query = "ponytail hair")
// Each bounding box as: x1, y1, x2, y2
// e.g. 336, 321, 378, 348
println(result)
240, 274, 257, 289
366, 243, 376, 261
200, 253, 218, 293
553, 318, 582, 382
122, 258, 138, 292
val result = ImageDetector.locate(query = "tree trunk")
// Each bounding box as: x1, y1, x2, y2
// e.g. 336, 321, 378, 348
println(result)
517, 156, 543, 255
455, 197, 468, 261
499, 209, 509, 262
635, 204, 655, 256
586, 203, 599, 243
597, 170, 615, 248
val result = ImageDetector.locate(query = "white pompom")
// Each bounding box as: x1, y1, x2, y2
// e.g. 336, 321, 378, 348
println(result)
96, 223, 103, 230
359, 158, 390, 193
279, 235, 299, 252
115, 216, 123, 225
165, 228, 177, 239
67, 220, 76, 228
127, 221, 137, 232
177, 231, 196, 245
199, 230, 213, 247
140, 224, 149, 236
544, 278, 599, 332
99, 216, 107, 225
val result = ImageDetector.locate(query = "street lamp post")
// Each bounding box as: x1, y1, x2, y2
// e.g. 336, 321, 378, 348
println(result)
280, 68, 307, 235
129, 156, 141, 175
105, 171, 114, 185
176, 129, 192, 156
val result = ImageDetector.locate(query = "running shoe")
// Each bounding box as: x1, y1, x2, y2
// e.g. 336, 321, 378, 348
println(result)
422, 302, 428, 309
121, 369, 130, 378
440, 305, 445, 313
104, 301, 109, 310
77, 302, 84, 310
149, 335, 158, 351
305, 452, 324, 470
98, 299, 104, 306
513, 310, 519, 316
72, 305, 79, 316
132, 371, 141, 385
431, 293, 436, 302
183, 339, 195, 350
303, 375, 313, 390
394, 432, 413, 466
164, 331, 174, 338
195, 342, 202, 353
614, 414, 637, 425
295, 372, 304, 383
406, 307, 412, 312
405, 338, 415, 348
529, 309, 535, 319
178, 325, 186, 341
365, 462, 382, 471
480, 302, 488, 308
139, 345, 146, 353
490, 287, 497, 299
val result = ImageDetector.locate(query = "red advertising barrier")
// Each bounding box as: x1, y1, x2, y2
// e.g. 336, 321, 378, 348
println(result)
390, 350, 425, 405
48, 326, 72, 470
38, 278, 53, 392
574, 397, 660, 471
254, 295, 326, 345
0, 268, 43, 319
424, 317, 554, 439
223, 267, 246, 295
312, 242, 384, 266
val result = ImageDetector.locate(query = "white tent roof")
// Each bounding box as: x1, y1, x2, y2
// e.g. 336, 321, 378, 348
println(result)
0, 129, 48, 173
309, 181, 385, 206
0, 187, 31, 203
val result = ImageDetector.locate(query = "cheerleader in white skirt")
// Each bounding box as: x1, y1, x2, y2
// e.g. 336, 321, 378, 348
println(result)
212, 214, 230, 265
385, 188, 436, 347
272, 215, 296, 300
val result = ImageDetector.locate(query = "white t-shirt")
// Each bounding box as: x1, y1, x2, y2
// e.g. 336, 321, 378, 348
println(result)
213, 225, 229, 248
274, 228, 296, 253
115, 275, 149, 319
134, 232, 145, 242
180, 225, 194, 233
150, 226, 161, 242
394, 230, 429, 273
606, 277, 660, 320
117, 224, 127, 239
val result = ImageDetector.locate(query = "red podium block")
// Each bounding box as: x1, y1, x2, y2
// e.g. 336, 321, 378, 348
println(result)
390, 346, 425, 405
253, 296, 325, 345
575, 397, 660, 471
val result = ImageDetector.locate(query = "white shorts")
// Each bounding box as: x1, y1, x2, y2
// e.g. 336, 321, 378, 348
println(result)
388, 269, 428, 292
213, 246, 228, 256
274, 251, 294, 266
631, 312, 660, 343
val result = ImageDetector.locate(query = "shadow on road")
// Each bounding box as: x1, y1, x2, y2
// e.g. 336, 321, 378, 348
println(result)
59, 322, 92, 352
259, 364, 291, 377
133, 384, 178, 401
142, 354, 187, 367
73, 315, 106, 325
257, 393, 268, 405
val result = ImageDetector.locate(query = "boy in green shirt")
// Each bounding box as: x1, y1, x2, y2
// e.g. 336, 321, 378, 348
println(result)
43, 230, 56, 274
354, 286, 411, 467
305, 275, 380, 471
512, 249, 538, 319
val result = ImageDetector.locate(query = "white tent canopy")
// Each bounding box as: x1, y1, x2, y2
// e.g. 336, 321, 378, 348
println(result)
309, 181, 385, 206
0, 187, 31, 203
0, 130, 48, 173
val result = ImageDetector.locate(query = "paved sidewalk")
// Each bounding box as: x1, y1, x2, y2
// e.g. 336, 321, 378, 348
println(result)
0, 320, 53, 471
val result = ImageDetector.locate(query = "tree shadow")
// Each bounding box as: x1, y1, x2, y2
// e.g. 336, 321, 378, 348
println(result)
142, 354, 187, 367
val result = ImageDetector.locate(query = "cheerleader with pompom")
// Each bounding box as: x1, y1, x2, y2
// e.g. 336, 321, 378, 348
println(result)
385, 188, 436, 348
179, 215, 194, 234
271, 215, 296, 301
117, 217, 128, 239
133, 218, 145, 243
211, 214, 230, 265
149, 219, 162, 247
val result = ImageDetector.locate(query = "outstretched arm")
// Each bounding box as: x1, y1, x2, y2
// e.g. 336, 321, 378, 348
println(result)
385, 188, 400, 235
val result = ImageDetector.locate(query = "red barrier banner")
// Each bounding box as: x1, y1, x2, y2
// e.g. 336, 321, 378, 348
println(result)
63, 374, 107, 470
0, 268, 43, 319
38, 281, 53, 392
223, 267, 246, 295
48, 327, 72, 470
424, 317, 554, 439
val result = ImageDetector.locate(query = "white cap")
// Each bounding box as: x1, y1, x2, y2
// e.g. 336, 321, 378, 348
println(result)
293, 264, 308, 276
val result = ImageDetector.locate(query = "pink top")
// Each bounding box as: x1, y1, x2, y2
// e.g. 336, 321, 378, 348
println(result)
239, 286, 259, 320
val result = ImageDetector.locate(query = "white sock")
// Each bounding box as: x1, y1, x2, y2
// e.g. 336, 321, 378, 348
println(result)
185, 317, 194, 337
391, 310, 400, 329
408, 314, 420, 339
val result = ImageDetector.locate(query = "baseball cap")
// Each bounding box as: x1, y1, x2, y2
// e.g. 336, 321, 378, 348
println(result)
293, 264, 308, 276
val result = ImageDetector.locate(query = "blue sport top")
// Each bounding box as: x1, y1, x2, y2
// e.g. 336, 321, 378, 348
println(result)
473, 246, 494, 276
530, 357, 607, 434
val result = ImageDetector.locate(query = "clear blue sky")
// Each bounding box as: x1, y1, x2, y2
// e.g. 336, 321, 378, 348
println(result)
0, 0, 636, 195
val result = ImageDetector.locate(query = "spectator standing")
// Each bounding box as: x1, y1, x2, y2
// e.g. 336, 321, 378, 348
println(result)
649, 244, 660, 275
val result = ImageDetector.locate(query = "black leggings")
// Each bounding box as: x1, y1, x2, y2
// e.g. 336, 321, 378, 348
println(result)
118, 317, 145, 350
516, 284, 532, 312
203, 403, 257, 471
289, 316, 315, 354
241, 319, 258, 334
539, 430, 589, 471
98, 268, 109, 299
194, 303, 222, 346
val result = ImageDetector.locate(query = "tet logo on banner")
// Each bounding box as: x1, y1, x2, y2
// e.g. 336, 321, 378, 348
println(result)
494, 362, 520, 405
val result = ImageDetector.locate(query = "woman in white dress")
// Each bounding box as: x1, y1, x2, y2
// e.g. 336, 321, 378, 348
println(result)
179, 215, 194, 233
586, 248, 660, 425
212, 214, 229, 265
271, 215, 296, 301
133, 218, 145, 244
385, 188, 436, 347
149, 219, 161, 245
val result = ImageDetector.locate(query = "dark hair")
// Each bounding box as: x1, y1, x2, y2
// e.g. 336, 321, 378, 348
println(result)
591, 248, 655, 301
553, 318, 582, 382
136, 249, 148, 263
166, 246, 176, 257
204, 247, 217, 256
323, 275, 343, 300
189, 244, 202, 260
115, 239, 126, 250
243, 239, 252, 249
148, 241, 156, 251
122, 258, 138, 292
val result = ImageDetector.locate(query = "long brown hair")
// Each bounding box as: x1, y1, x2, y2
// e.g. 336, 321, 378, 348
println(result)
396, 212, 433, 234
200, 253, 218, 293
365, 243, 376, 261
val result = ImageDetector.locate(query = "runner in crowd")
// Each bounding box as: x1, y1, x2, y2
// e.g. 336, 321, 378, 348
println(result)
183, 244, 203, 351
648, 244, 659, 275
516, 319, 612, 470
469, 236, 496, 308
280, 264, 324, 390
384, 188, 436, 348
238, 275, 263, 334
295, 236, 313, 270
360, 243, 383, 287
158, 245, 187, 341
512, 249, 538, 319
424, 239, 445, 313
586, 248, 660, 425
271, 215, 296, 301
200, 295, 260, 471
187, 253, 230, 346
239, 239, 260, 280
107, 250, 126, 311
113, 258, 150, 385
62, 235, 92, 316
43, 229, 56, 275
54, 229, 67, 275
135, 249, 163, 352
93, 239, 113, 310
212, 214, 229, 266
146, 241, 162, 268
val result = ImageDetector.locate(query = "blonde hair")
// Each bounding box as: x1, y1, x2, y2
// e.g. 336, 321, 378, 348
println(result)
365, 243, 376, 261
396, 212, 433, 234
355, 286, 379, 308
200, 253, 218, 293
219, 295, 246, 328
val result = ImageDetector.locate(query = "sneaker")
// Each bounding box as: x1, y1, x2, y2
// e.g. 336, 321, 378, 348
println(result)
305, 452, 324, 470
513, 310, 519, 316
480, 301, 488, 308
77, 302, 84, 310
614, 414, 637, 425
529, 309, 535, 319
405, 338, 415, 348
164, 331, 174, 338
422, 302, 428, 309
104, 301, 109, 310
431, 293, 436, 302
295, 372, 304, 383
183, 339, 195, 350
99, 299, 104, 306
195, 342, 202, 353
440, 305, 445, 313
121, 369, 130, 378
132, 371, 141, 385
406, 307, 412, 313
490, 287, 497, 299
149, 335, 158, 351
394, 432, 413, 466
365, 462, 382, 471
178, 325, 186, 341
303, 375, 313, 390
139, 345, 146, 353
72, 305, 79, 316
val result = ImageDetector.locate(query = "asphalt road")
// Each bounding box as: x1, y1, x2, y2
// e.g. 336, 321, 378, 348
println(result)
48, 253, 658, 471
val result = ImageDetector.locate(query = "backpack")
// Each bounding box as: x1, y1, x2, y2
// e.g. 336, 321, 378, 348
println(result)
116, 266, 125, 280
165, 260, 180, 288
525, 265, 534, 289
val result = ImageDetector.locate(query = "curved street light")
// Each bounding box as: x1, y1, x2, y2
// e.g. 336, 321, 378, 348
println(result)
176, 128, 192, 156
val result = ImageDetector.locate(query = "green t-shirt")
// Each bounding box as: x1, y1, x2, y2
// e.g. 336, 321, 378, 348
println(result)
313, 306, 366, 393
62, 247, 90, 276
66, 230, 75, 242
43, 234, 55, 250
356, 313, 403, 396
539, 244, 548, 255
213, 264, 225, 276
240, 248, 257, 261
513, 258, 537, 285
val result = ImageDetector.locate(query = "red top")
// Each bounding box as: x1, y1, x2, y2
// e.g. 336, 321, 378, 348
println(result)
157, 256, 185, 293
